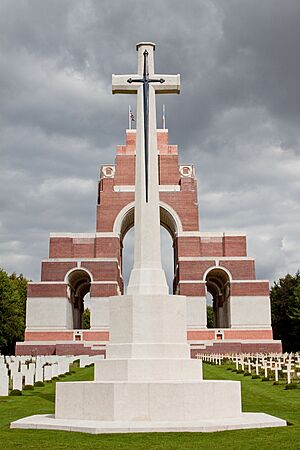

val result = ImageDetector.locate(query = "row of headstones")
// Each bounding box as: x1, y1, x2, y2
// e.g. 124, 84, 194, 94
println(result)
0, 354, 104, 396
198, 352, 300, 384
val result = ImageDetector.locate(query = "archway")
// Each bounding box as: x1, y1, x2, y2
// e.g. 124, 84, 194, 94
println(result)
120, 205, 178, 294
66, 269, 92, 329
205, 268, 231, 328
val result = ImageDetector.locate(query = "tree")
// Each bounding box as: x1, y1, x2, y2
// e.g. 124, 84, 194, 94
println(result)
270, 271, 300, 352
82, 308, 90, 329
0, 269, 28, 354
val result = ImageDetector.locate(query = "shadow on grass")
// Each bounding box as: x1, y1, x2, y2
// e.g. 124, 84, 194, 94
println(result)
34, 393, 55, 403
26, 390, 55, 404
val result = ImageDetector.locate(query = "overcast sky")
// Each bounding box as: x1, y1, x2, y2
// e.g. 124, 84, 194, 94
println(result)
0, 0, 299, 288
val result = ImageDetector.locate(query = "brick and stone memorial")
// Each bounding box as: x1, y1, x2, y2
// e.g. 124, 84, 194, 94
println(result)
11, 43, 286, 433
15, 47, 282, 358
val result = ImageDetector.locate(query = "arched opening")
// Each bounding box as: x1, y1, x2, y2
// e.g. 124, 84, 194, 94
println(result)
66, 269, 91, 329
205, 268, 231, 328
120, 206, 177, 294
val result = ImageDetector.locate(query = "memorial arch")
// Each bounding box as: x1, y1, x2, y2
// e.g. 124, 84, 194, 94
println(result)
65, 268, 92, 330
114, 201, 181, 241
116, 202, 181, 293
204, 267, 231, 329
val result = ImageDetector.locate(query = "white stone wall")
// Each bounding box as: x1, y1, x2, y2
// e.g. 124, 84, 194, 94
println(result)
26, 297, 72, 329
90, 297, 109, 330
186, 296, 207, 328
229, 296, 272, 328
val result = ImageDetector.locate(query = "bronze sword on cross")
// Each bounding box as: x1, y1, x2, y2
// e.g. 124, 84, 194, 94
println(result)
127, 50, 165, 203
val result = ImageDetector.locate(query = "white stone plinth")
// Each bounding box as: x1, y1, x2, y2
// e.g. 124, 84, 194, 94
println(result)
11, 413, 287, 433
10, 292, 288, 433
107, 295, 189, 359
94, 358, 202, 381
54, 380, 242, 422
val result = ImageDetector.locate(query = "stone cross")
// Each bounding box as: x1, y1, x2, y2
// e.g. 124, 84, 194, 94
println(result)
240, 358, 245, 371
283, 366, 294, 384
271, 362, 281, 382
253, 358, 261, 376
262, 361, 270, 378
235, 358, 239, 371
246, 360, 252, 373
127, 49, 166, 202
112, 43, 180, 295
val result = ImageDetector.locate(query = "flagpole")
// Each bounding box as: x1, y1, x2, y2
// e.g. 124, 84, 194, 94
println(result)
129, 105, 131, 130
162, 104, 166, 129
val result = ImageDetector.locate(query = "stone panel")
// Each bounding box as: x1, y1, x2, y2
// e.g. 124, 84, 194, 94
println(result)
28, 283, 67, 297
160, 191, 199, 231
82, 261, 119, 281
178, 282, 206, 296
96, 193, 134, 232
114, 155, 135, 185
25, 331, 74, 341
231, 281, 269, 296
41, 261, 77, 282
90, 283, 118, 297
95, 237, 120, 258
220, 260, 256, 280
159, 155, 180, 185
223, 236, 247, 256
49, 237, 73, 258
200, 237, 223, 256
177, 237, 202, 257
224, 329, 273, 339
178, 261, 202, 280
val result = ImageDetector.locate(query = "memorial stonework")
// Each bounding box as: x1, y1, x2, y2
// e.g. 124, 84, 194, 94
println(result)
11, 42, 286, 434
16, 42, 282, 358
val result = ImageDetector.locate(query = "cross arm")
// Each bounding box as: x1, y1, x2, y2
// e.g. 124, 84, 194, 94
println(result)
154, 74, 180, 94
112, 74, 140, 94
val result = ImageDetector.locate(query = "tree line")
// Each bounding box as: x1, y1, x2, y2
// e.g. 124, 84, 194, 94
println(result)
0, 269, 27, 354
0, 268, 299, 354
270, 271, 300, 352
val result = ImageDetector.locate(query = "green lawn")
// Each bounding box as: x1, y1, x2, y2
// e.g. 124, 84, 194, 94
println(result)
0, 362, 299, 449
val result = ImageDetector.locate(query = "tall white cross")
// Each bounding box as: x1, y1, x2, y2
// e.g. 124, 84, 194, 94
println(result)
112, 43, 180, 295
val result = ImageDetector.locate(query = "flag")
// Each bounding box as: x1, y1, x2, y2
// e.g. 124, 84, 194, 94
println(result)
128, 106, 135, 129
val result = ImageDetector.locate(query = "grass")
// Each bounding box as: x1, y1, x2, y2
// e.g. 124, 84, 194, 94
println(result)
0, 362, 299, 449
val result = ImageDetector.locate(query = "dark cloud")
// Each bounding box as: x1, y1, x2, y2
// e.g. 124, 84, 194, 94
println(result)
0, 0, 299, 284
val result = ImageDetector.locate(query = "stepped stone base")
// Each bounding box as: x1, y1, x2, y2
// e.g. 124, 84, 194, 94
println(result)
11, 413, 287, 434
54, 380, 241, 422
11, 293, 286, 434
94, 358, 203, 381
10, 378, 287, 433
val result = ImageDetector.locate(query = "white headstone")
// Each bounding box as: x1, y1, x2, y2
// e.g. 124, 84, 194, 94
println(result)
12, 373, 23, 391
24, 371, 34, 386
0, 371, 9, 396
44, 365, 52, 381
35, 364, 44, 383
